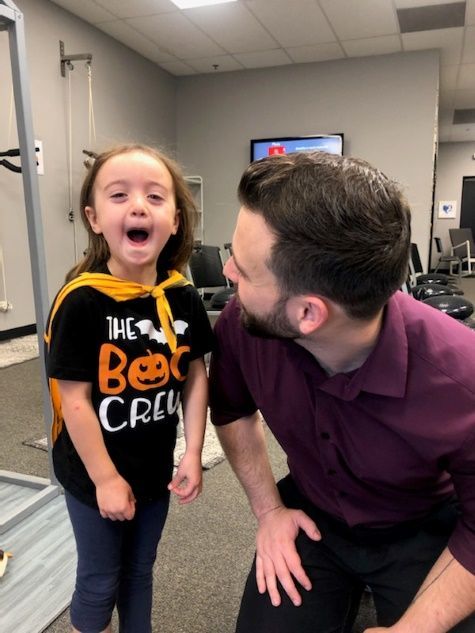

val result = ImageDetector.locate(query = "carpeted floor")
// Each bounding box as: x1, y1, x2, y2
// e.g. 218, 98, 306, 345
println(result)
0, 356, 378, 632
0, 334, 39, 369
23, 412, 225, 471
2, 334, 225, 471
5, 279, 475, 632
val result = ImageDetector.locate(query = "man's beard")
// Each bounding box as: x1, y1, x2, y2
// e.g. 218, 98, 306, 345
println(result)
239, 295, 300, 339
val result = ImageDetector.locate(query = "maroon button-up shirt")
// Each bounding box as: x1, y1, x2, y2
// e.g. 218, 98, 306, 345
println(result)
210, 292, 475, 573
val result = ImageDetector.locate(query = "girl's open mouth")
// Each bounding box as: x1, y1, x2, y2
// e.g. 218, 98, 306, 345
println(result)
127, 229, 149, 243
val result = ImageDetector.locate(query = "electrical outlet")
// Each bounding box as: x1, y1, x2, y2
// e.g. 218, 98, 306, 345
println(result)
35, 139, 44, 175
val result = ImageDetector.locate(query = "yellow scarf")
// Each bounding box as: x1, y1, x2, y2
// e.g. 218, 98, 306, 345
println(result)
45, 270, 191, 443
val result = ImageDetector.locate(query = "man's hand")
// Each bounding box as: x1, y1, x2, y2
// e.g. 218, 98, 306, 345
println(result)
256, 506, 321, 607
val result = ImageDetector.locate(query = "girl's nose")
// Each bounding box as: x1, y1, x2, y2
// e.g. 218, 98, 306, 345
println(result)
130, 195, 147, 215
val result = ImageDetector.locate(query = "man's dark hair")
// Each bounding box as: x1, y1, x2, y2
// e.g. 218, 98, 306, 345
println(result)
237, 151, 411, 319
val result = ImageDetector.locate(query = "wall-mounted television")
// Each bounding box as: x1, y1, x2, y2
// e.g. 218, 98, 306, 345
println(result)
250, 133, 344, 162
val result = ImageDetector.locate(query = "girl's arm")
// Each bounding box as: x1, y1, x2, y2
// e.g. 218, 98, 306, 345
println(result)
57, 379, 136, 521
168, 357, 208, 504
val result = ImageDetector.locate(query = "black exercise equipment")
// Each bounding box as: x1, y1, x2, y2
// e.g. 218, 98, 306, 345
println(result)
422, 295, 474, 320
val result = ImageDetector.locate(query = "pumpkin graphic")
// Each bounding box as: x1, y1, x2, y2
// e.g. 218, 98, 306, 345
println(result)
128, 350, 169, 391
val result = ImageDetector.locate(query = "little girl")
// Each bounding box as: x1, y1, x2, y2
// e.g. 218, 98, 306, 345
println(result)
44, 144, 214, 633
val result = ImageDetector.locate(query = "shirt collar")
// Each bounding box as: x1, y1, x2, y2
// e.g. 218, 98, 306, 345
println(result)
296, 292, 409, 401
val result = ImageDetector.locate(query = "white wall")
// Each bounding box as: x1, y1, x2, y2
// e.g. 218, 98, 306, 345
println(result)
0, 0, 176, 332
176, 50, 439, 271
432, 141, 475, 268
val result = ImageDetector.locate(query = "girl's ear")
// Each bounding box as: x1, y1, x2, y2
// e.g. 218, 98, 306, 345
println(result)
84, 206, 101, 234
172, 209, 180, 235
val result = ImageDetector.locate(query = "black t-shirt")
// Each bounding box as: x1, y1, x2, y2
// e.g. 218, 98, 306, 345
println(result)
46, 277, 214, 507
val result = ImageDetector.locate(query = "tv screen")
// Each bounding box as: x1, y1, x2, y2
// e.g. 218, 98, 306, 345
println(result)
250, 134, 343, 162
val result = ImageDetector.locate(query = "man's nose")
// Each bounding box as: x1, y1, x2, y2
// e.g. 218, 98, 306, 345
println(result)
223, 257, 237, 283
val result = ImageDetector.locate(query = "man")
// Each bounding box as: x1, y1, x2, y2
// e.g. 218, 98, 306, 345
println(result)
209, 151, 475, 633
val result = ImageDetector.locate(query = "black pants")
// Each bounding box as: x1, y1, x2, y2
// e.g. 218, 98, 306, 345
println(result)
236, 476, 475, 633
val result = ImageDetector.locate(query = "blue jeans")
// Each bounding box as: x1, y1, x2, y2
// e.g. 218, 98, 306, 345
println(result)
65, 491, 169, 633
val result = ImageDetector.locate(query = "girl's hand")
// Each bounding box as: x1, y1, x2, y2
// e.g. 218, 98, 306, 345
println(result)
168, 451, 203, 504
96, 474, 136, 521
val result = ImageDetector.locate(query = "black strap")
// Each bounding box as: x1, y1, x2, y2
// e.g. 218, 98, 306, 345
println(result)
0, 148, 20, 158
0, 159, 21, 173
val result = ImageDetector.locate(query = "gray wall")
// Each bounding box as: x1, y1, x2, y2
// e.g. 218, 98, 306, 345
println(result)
0, 0, 176, 332
1, 1, 441, 332
432, 141, 475, 268
176, 50, 439, 270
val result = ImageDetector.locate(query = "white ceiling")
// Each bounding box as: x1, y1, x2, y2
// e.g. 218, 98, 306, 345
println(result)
50, 0, 475, 142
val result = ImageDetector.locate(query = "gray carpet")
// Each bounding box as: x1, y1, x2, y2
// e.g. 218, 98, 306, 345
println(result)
0, 357, 377, 632
3, 278, 475, 632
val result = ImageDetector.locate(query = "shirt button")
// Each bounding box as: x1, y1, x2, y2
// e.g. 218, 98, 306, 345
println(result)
327, 469, 337, 476
338, 491, 347, 498
321, 432, 330, 440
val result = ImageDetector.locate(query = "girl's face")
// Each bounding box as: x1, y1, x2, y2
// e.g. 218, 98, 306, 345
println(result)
85, 151, 179, 283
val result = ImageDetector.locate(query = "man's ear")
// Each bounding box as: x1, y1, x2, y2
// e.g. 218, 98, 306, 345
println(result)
290, 295, 329, 336
84, 206, 101, 234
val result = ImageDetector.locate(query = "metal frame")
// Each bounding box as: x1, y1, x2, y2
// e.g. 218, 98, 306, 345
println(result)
433, 237, 462, 281
451, 239, 475, 277
59, 39, 92, 77
0, 0, 59, 533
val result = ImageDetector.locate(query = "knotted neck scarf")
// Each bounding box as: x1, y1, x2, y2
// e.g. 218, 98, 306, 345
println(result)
44, 270, 191, 442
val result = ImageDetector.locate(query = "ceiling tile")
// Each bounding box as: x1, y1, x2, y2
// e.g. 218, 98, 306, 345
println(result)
41, 0, 475, 142
50, 0, 116, 24
438, 123, 452, 142
342, 34, 402, 57
402, 27, 464, 65
183, 2, 277, 53
244, 0, 336, 47
462, 26, 475, 62
233, 48, 292, 69
319, 0, 398, 40
185, 55, 244, 73
453, 88, 475, 107
97, 20, 177, 63
440, 64, 459, 90
94, 0, 178, 19
126, 12, 225, 58
439, 108, 456, 125
449, 122, 475, 140
466, 0, 475, 25
457, 63, 475, 88
285, 42, 345, 63
439, 89, 456, 108
159, 60, 197, 75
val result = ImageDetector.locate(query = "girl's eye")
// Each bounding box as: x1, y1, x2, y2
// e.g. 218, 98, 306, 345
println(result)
148, 194, 163, 201
111, 192, 126, 199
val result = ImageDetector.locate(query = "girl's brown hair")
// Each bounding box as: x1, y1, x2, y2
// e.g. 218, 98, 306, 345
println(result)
66, 144, 197, 281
